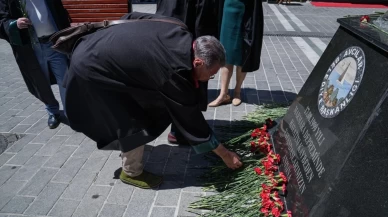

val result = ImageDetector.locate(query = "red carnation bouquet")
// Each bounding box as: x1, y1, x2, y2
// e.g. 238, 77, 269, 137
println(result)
189, 104, 292, 217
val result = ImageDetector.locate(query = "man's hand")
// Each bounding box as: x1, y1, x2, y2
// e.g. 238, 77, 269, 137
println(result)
17, 18, 31, 29
213, 144, 243, 170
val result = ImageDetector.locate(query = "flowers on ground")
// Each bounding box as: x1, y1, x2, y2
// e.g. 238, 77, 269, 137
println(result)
251, 121, 291, 216
190, 116, 292, 217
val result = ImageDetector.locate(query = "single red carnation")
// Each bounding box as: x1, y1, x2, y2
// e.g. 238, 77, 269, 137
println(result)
260, 192, 270, 201
262, 183, 271, 190
271, 207, 282, 217
265, 170, 274, 176
262, 199, 274, 209
254, 167, 262, 175
260, 207, 270, 216
279, 172, 288, 184
271, 178, 278, 187
275, 200, 284, 210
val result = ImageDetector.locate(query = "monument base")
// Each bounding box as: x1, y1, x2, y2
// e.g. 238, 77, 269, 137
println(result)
272, 15, 388, 217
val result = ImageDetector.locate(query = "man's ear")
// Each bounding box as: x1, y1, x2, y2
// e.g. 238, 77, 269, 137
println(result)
193, 58, 204, 68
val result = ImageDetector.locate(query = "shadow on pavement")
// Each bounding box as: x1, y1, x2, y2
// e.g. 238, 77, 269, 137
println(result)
208, 88, 297, 105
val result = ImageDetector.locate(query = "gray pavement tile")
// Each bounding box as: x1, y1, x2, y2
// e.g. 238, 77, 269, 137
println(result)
12, 98, 38, 111
123, 189, 156, 217
0, 153, 13, 167
0, 165, 20, 186
30, 126, 64, 144
49, 199, 80, 217
144, 162, 166, 176
0, 116, 25, 132
244, 88, 258, 95
51, 157, 87, 183
214, 109, 231, 121
24, 182, 68, 215
281, 81, 296, 92
0, 103, 18, 116
0, 97, 12, 106
72, 185, 111, 217
35, 136, 68, 157
155, 181, 181, 206
63, 133, 86, 146
7, 143, 43, 166
9, 124, 32, 133
0, 195, 34, 214
81, 150, 111, 173
19, 168, 58, 196
7, 92, 30, 105
10, 155, 50, 181
98, 204, 127, 217
72, 138, 96, 158
43, 145, 77, 168
0, 109, 21, 124
61, 171, 98, 200
19, 110, 46, 125
56, 125, 75, 136
94, 156, 121, 186
150, 207, 176, 217
232, 111, 247, 120
178, 192, 204, 217
25, 118, 49, 134
0, 180, 26, 210
147, 145, 171, 164
246, 94, 260, 105
107, 181, 134, 205
202, 110, 214, 120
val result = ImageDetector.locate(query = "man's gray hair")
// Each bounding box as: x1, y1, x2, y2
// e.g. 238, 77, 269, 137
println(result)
193, 36, 226, 68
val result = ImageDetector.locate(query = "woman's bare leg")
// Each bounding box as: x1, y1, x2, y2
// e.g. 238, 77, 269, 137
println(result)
208, 64, 234, 107
232, 66, 246, 106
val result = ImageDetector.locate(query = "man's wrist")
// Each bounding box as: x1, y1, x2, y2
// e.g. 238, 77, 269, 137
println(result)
212, 144, 229, 158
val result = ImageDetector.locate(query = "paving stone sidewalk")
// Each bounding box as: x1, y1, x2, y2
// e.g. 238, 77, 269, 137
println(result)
0, 2, 384, 217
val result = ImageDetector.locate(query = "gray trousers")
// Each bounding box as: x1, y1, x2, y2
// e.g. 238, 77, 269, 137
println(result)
121, 145, 144, 177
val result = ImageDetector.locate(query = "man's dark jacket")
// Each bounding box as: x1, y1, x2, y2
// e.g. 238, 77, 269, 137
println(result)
0, 0, 70, 106
64, 12, 220, 154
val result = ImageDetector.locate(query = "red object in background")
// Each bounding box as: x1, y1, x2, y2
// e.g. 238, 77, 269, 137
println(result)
311, 2, 388, 8
360, 15, 370, 23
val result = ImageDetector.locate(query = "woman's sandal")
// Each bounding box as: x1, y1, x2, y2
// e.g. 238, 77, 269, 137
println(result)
232, 93, 242, 106
208, 95, 232, 107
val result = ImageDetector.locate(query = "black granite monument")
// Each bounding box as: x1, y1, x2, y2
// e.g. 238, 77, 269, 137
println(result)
272, 16, 388, 217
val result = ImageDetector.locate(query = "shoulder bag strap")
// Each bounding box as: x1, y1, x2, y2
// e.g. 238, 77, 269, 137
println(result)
92, 18, 188, 30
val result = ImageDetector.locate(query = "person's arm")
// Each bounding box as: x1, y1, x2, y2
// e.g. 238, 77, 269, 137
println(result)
159, 71, 242, 169
0, 0, 29, 45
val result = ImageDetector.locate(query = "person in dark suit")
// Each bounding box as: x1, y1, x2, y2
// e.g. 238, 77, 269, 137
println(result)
64, 12, 243, 189
0, 0, 71, 129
